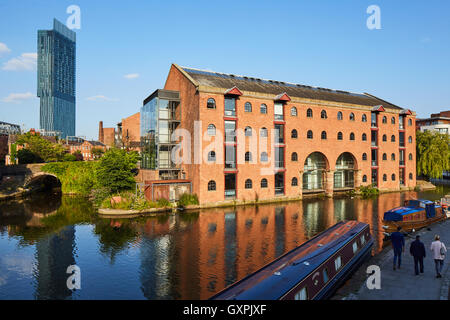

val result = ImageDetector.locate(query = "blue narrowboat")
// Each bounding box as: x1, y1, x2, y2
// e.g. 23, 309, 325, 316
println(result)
210, 220, 373, 300
383, 199, 446, 233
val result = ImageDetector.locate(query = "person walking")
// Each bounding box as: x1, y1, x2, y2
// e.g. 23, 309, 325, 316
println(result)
391, 226, 405, 270
430, 235, 447, 278
409, 235, 426, 275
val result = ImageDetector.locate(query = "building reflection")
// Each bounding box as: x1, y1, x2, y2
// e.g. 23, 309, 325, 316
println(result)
34, 226, 76, 300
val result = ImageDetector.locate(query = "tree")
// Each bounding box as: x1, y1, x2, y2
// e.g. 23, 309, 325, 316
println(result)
73, 150, 83, 161
95, 148, 140, 193
416, 130, 450, 179
91, 147, 105, 159
16, 132, 66, 162
17, 148, 42, 164
63, 153, 77, 162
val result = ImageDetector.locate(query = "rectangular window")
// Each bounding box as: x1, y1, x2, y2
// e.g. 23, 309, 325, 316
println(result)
361, 235, 366, 245
274, 124, 284, 143
371, 112, 377, 127
275, 147, 284, 169
294, 287, 308, 300
225, 121, 236, 142
323, 268, 329, 283
371, 130, 377, 146
224, 173, 236, 198
225, 145, 236, 169
334, 256, 342, 271
399, 149, 405, 166
274, 103, 284, 120
399, 131, 405, 147
371, 149, 377, 166
352, 242, 358, 254
399, 115, 405, 129
224, 97, 236, 116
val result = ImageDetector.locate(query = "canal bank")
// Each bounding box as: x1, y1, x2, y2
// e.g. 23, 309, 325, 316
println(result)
333, 218, 450, 300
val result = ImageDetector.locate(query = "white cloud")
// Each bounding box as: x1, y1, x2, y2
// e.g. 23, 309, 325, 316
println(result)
86, 95, 118, 102
2, 92, 35, 103
124, 73, 139, 79
0, 42, 11, 57
2, 52, 37, 71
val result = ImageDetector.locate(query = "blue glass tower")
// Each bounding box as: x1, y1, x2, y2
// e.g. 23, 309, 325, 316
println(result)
37, 19, 76, 139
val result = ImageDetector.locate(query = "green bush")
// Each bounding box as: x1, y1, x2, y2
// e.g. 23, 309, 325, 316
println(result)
157, 198, 171, 207
63, 153, 77, 162
178, 193, 199, 207
359, 185, 379, 198
95, 148, 140, 193
42, 161, 97, 195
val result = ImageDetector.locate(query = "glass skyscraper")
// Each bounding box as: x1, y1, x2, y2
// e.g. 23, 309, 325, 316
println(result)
37, 19, 76, 139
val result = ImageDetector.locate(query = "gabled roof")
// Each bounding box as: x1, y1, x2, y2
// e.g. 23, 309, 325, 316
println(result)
175, 64, 405, 111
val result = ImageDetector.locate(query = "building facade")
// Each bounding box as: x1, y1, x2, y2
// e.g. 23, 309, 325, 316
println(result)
37, 19, 76, 139
140, 64, 416, 205
416, 111, 450, 134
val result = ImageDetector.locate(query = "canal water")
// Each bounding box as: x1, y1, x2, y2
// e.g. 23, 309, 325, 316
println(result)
0, 186, 449, 300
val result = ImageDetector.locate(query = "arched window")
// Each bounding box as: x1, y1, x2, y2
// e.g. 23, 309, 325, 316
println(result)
337, 111, 343, 120
362, 175, 367, 182
245, 151, 252, 162
409, 153, 413, 161
245, 102, 252, 112
307, 108, 313, 118
261, 178, 268, 188
383, 174, 387, 182
321, 131, 327, 140
409, 173, 413, 180
208, 180, 216, 191
321, 110, 327, 119
382, 116, 387, 123
391, 117, 395, 124
362, 153, 367, 161
207, 98, 216, 109
391, 135, 396, 142
408, 119, 413, 126
291, 152, 298, 161
408, 136, 412, 143
391, 153, 396, 161
260, 104, 267, 114
207, 124, 216, 136
337, 132, 343, 140
261, 152, 268, 162
362, 133, 367, 141
260, 127, 268, 137
382, 153, 387, 160
392, 174, 396, 181
350, 132, 355, 140
291, 129, 298, 139
291, 177, 298, 186
208, 151, 216, 162
382, 134, 387, 142
362, 114, 367, 122
349, 113, 355, 121
307, 130, 313, 139
291, 107, 297, 116
245, 179, 252, 189
245, 126, 252, 136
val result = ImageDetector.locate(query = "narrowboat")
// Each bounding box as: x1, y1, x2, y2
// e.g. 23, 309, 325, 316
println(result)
382, 199, 446, 233
210, 221, 373, 300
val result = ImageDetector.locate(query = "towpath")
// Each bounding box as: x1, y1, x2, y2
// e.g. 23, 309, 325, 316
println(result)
333, 219, 450, 300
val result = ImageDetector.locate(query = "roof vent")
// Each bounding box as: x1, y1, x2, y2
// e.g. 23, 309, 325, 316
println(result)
274, 271, 281, 276
303, 261, 310, 266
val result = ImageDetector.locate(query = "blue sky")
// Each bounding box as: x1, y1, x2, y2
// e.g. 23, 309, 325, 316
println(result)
0, 0, 449, 139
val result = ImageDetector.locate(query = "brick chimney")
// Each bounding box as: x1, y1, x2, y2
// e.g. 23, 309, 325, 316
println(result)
99, 121, 104, 143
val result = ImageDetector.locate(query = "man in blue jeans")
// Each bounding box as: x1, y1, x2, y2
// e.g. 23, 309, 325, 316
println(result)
391, 226, 405, 270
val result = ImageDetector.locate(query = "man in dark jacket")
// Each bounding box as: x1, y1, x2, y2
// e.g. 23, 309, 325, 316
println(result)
391, 226, 405, 270
410, 235, 426, 275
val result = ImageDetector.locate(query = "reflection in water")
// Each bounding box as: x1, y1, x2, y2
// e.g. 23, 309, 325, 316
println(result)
0, 185, 449, 300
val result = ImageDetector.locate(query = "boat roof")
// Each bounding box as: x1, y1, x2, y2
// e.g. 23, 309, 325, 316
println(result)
210, 220, 368, 300
385, 199, 440, 216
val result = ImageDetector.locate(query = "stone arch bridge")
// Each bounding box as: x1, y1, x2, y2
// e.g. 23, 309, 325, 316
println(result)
0, 164, 61, 195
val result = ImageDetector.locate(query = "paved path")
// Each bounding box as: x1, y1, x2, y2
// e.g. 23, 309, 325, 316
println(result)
333, 219, 450, 300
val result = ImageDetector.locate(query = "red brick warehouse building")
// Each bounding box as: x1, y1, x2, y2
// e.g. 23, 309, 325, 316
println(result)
140, 64, 416, 205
